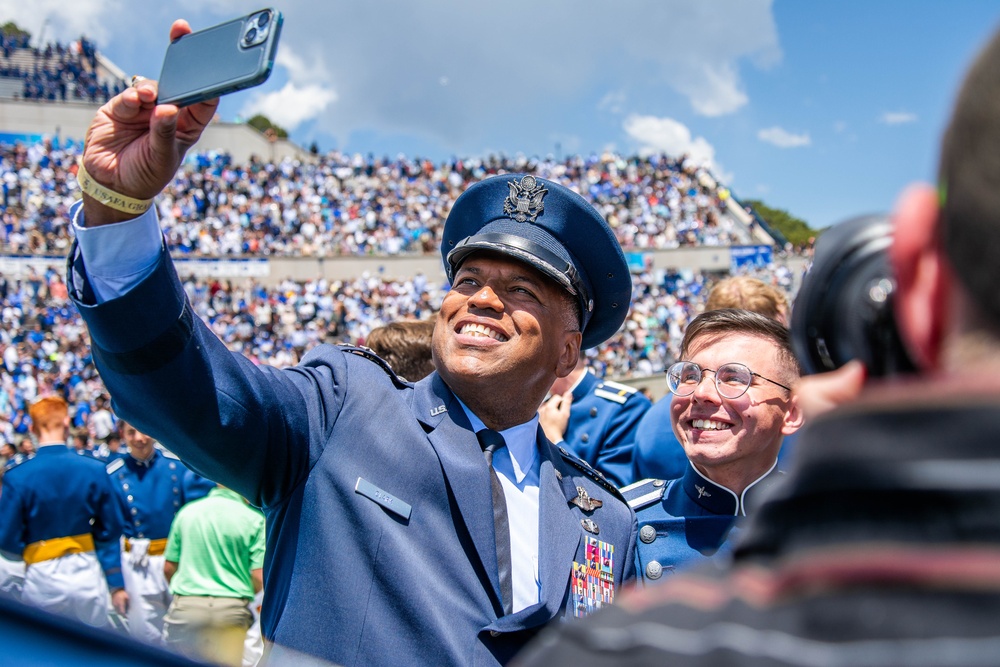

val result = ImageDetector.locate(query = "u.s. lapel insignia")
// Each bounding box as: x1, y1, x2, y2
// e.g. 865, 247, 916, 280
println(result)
429, 405, 447, 417
503, 175, 547, 223
581, 518, 600, 535
571, 485, 604, 513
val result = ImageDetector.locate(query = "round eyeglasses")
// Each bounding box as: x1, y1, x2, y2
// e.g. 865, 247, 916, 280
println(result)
666, 361, 791, 399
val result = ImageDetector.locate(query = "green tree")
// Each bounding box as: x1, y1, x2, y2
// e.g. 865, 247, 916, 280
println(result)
743, 198, 817, 248
247, 114, 288, 139
1, 22, 31, 44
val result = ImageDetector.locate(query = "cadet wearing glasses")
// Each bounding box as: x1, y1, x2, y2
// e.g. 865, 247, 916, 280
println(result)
620, 309, 803, 583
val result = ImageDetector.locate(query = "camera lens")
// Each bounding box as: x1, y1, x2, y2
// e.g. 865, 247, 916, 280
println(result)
244, 27, 257, 45
257, 12, 271, 28
790, 214, 917, 378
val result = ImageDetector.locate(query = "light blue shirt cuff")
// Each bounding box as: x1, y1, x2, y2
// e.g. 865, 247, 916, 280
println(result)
70, 200, 164, 303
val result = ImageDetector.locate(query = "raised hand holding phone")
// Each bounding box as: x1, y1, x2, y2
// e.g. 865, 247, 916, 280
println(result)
80, 11, 282, 227
80, 20, 217, 226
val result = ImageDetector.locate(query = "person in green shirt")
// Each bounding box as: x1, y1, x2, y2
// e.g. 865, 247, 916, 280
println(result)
163, 485, 265, 666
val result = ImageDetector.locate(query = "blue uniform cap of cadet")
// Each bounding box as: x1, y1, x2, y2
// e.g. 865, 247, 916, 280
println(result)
441, 174, 632, 349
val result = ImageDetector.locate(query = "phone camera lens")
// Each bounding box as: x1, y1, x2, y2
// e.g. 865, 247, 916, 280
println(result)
257, 12, 271, 28
244, 27, 258, 45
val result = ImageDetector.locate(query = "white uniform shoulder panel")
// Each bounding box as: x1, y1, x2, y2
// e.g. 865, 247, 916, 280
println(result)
106, 458, 124, 474
594, 380, 638, 405
621, 478, 667, 510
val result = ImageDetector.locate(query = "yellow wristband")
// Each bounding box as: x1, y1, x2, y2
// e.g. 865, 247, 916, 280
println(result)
76, 162, 154, 215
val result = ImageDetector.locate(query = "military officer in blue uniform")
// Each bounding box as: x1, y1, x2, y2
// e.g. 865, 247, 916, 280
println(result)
107, 419, 210, 644
65, 46, 637, 667
622, 309, 802, 583
539, 355, 651, 487
0, 395, 127, 626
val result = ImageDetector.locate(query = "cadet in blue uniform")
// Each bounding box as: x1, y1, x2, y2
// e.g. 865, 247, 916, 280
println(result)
0, 395, 127, 626
624, 309, 802, 583
108, 419, 210, 645
66, 52, 636, 667
540, 356, 651, 487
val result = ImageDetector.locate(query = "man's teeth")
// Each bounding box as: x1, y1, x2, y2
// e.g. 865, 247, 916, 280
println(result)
692, 419, 729, 431
460, 323, 507, 342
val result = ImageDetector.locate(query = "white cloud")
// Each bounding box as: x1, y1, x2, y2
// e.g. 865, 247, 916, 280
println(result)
241, 82, 337, 131
13, 1, 782, 157
670, 60, 749, 117
597, 91, 627, 115
757, 126, 811, 148
239, 43, 337, 130
623, 115, 724, 175
0, 0, 123, 44
880, 111, 917, 125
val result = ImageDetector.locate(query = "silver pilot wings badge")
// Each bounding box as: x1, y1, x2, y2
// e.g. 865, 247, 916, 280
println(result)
503, 175, 547, 223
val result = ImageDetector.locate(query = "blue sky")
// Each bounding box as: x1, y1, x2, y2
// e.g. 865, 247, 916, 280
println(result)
6, 0, 999, 229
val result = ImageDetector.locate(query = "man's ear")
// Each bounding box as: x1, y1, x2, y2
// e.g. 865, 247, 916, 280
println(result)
889, 184, 952, 370
555, 332, 583, 379
781, 392, 805, 436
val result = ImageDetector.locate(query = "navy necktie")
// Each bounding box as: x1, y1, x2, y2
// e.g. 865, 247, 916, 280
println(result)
477, 429, 513, 615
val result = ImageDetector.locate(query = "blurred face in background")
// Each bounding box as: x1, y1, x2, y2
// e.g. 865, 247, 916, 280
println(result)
121, 422, 155, 460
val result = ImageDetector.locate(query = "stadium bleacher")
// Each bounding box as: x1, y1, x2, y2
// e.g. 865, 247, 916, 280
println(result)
0, 30, 807, 447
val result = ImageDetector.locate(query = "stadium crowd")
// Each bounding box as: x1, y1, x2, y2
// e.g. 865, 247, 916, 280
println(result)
0, 139, 746, 257
0, 34, 126, 104
0, 106, 796, 667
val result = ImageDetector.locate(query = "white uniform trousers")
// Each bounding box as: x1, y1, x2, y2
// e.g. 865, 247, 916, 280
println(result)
121, 538, 171, 644
22, 551, 111, 627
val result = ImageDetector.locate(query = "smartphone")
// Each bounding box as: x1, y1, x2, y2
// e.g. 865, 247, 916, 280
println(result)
156, 8, 283, 107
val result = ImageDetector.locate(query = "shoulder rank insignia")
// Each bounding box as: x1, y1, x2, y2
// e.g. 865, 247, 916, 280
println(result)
106, 458, 125, 474
503, 175, 547, 223
571, 485, 604, 512
594, 380, 638, 405
340, 344, 409, 387
557, 447, 624, 500
621, 478, 667, 511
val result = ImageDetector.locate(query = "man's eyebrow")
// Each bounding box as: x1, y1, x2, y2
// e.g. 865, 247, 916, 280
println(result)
457, 265, 544, 287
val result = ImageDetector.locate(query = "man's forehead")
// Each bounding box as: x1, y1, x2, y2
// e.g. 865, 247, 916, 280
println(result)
684, 332, 780, 361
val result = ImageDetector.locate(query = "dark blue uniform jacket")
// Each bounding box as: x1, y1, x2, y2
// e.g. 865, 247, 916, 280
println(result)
623, 463, 781, 584
561, 372, 650, 487
0, 445, 125, 589
70, 247, 637, 667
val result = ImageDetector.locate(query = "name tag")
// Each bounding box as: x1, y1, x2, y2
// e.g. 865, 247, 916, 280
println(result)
355, 477, 412, 521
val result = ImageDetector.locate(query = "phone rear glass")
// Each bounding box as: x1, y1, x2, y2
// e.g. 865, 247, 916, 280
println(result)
157, 8, 282, 107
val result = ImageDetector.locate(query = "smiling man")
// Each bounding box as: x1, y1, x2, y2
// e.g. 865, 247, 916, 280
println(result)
64, 25, 637, 664
621, 309, 802, 583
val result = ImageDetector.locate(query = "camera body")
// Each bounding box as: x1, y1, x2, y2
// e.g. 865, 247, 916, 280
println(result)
157, 8, 283, 108
790, 214, 917, 377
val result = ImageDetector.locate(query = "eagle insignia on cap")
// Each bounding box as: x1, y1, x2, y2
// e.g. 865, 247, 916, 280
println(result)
503, 175, 547, 223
